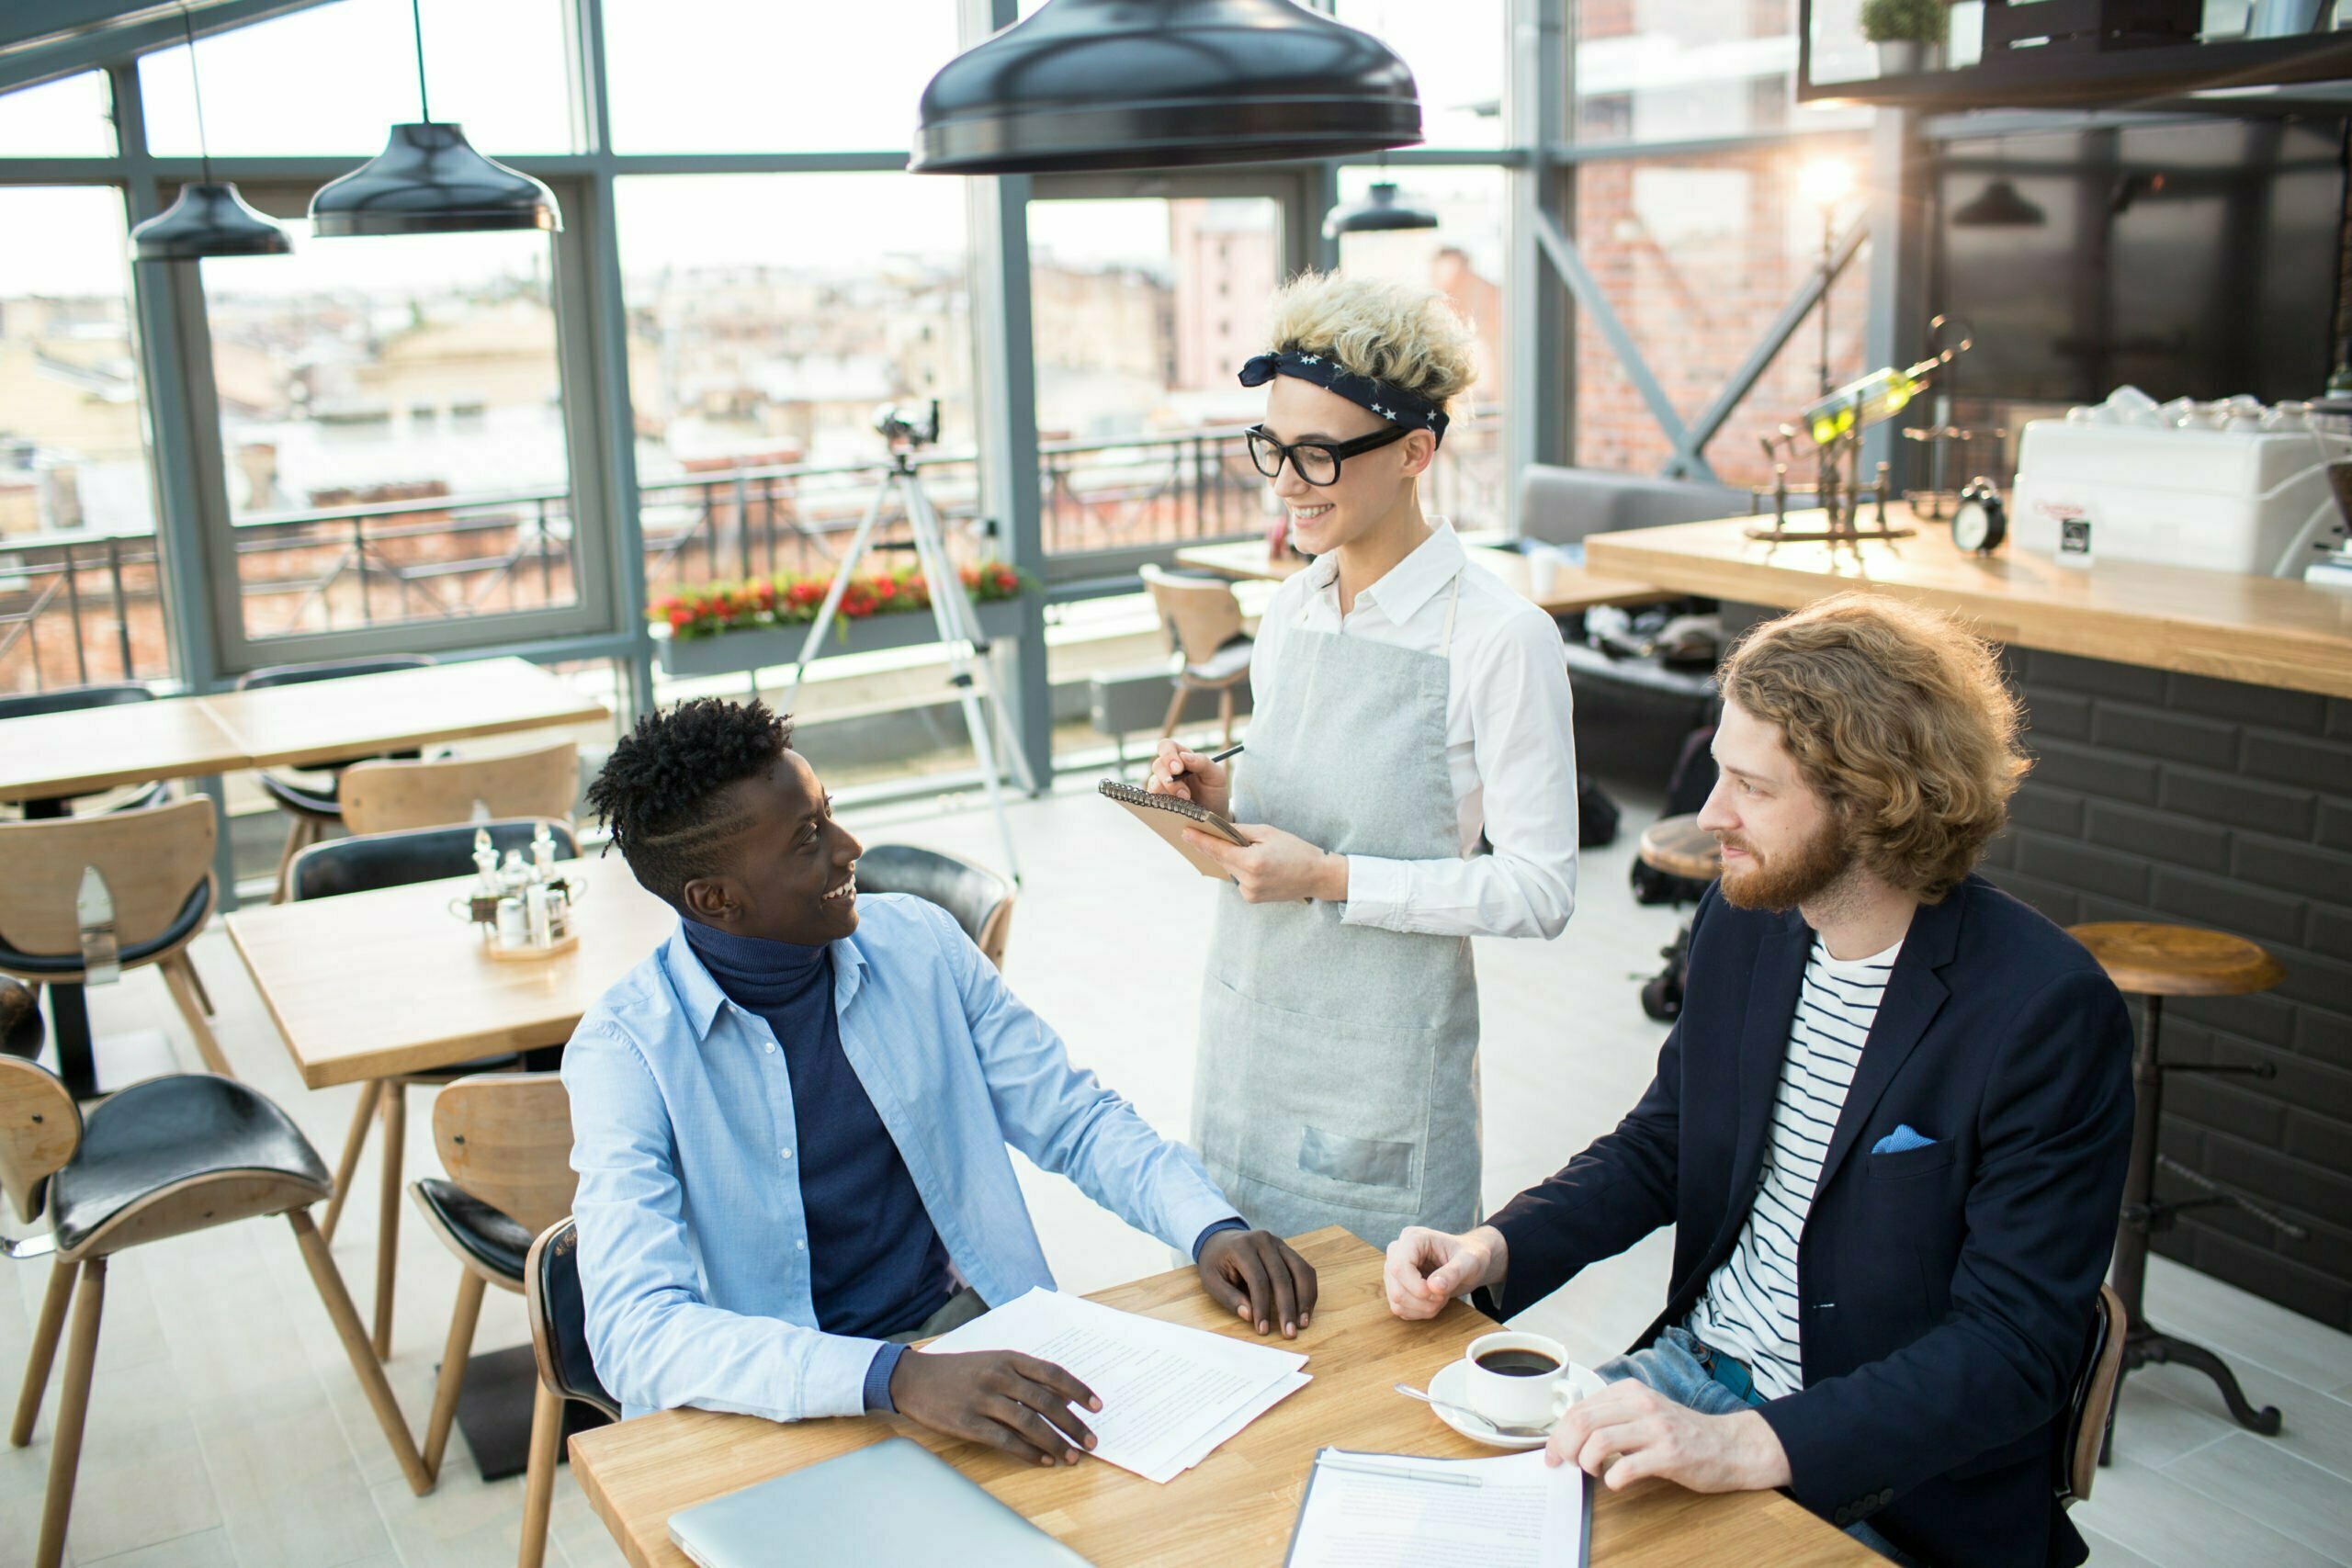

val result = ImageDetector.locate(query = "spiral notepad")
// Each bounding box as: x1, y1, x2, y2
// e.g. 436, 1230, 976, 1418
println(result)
1100, 779, 1248, 879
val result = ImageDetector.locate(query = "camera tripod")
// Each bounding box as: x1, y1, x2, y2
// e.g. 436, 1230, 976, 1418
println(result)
780, 407, 1026, 883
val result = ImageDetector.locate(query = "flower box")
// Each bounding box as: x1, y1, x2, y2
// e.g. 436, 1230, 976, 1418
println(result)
652, 596, 1024, 678
649, 560, 1031, 679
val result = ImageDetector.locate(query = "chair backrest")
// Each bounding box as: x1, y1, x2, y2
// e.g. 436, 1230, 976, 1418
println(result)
340, 741, 579, 837
526, 1217, 620, 1420
855, 842, 1016, 970
1138, 566, 1246, 669
0, 1057, 81, 1225
1515, 464, 1748, 546
2061, 1283, 2128, 1508
235, 653, 435, 692
431, 1072, 576, 1238
289, 818, 578, 902
0, 796, 216, 956
0, 682, 155, 723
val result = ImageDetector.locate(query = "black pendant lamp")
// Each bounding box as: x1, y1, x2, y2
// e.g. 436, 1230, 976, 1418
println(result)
911, 0, 1422, 175
1951, 177, 2046, 229
130, 6, 292, 261
1325, 181, 1438, 239
311, 0, 560, 237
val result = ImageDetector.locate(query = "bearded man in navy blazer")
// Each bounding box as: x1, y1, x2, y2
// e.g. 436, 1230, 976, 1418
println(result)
1386, 592, 2134, 1567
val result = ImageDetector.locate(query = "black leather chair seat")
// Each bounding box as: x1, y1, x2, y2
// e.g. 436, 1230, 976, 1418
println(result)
537, 1219, 620, 1418
856, 844, 1007, 951
289, 821, 580, 903
414, 1178, 533, 1280
259, 771, 344, 818
49, 1075, 328, 1257
0, 878, 211, 977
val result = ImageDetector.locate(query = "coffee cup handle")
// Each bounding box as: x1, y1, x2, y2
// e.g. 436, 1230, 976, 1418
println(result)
1549, 1377, 1580, 1421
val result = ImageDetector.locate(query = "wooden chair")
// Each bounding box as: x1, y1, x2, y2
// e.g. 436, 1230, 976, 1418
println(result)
2, 1058, 431, 1568
0, 797, 229, 1078
856, 842, 1016, 970
1138, 566, 1253, 746
524, 1218, 619, 1568
2060, 1284, 2128, 1510
340, 740, 580, 838
289, 820, 580, 1363
239, 654, 436, 902
410, 1073, 575, 1567
2067, 920, 2293, 1455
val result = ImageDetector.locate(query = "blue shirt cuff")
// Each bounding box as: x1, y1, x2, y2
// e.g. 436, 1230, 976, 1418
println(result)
1193, 1216, 1250, 1262
864, 1342, 908, 1414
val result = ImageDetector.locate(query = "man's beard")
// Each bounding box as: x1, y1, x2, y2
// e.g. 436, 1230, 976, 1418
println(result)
1718, 813, 1854, 911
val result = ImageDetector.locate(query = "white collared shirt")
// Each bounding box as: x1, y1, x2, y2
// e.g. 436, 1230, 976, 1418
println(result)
1248, 519, 1579, 941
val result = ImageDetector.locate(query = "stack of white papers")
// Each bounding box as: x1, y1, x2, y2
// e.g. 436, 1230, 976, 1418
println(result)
1287, 1449, 1589, 1568
921, 1286, 1309, 1484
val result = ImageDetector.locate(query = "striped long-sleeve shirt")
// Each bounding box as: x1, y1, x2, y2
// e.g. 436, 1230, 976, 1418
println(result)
1684, 934, 1902, 1399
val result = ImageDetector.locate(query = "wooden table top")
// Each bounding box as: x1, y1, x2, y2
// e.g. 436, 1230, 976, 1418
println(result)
1582, 507, 2352, 700
0, 698, 250, 805
198, 657, 610, 770
569, 1228, 1872, 1568
225, 857, 675, 1089
1173, 533, 1680, 615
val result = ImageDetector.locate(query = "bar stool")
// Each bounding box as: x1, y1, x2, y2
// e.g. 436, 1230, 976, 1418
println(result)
2067, 921, 2301, 1457
1635, 814, 1721, 1021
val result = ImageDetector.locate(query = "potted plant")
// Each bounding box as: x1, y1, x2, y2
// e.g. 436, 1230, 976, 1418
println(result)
1861, 0, 1948, 73
647, 558, 1031, 679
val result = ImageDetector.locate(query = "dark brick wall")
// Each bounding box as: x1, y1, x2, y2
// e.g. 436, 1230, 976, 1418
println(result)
1982, 649, 2352, 1332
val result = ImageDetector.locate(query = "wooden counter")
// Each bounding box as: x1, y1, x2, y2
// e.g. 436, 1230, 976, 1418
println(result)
1582, 506, 2352, 700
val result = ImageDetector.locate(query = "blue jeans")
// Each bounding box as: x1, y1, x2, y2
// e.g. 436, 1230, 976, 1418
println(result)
1594, 1328, 1920, 1566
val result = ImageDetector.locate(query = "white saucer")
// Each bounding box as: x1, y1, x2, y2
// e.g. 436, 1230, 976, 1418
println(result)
1423, 1358, 1600, 1450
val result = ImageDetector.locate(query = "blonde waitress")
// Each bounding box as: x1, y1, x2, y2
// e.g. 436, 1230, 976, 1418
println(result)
1151, 273, 1579, 1250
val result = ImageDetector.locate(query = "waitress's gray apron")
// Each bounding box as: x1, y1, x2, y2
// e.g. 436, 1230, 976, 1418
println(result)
1193, 576, 1479, 1251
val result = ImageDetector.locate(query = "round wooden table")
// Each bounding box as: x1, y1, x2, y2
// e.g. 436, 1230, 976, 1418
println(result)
1638, 814, 1722, 883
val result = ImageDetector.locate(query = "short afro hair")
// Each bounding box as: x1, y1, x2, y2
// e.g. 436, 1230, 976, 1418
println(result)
585, 697, 792, 908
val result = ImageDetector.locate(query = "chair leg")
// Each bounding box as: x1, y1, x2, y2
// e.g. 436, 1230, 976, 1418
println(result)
1218, 685, 1235, 748
1159, 682, 1189, 741
183, 955, 215, 1018
422, 1270, 486, 1483
374, 1083, 405, 1360
35, 1258, 105, 1568
321, 1079, 384, 1246
518, 1381, 563, 1568
287, 1210, 432, 1496
10, 1258, 76, 1448
271, 818, 307, 905
160, 955, 232, 1077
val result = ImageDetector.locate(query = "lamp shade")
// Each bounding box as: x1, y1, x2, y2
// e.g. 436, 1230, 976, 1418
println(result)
1952, 178, 2046, 228
1325, 181, 1438, 238
311, 123, 560, 238
911, 0, 1421, 175
130, 182, 294, 261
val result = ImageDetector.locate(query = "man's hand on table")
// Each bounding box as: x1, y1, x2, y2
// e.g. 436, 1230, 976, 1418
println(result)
888, 1349, 1102, 1468
1383, 1224, 1509, 1319
1197, 1228, 1318, 1338
1546, 1380, 1792, 1493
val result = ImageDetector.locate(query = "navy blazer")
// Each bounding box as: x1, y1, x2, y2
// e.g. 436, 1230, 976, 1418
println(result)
1487, 874, 2134, 1567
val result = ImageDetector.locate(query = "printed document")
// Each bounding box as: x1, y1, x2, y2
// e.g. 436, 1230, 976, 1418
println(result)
1284, 1449, 1589, 1568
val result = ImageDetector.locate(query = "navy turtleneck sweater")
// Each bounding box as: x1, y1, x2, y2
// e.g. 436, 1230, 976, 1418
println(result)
681, 918, 953, 1371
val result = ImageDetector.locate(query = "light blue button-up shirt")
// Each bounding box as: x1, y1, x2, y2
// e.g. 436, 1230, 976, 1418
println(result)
563, 893, 1239, 1423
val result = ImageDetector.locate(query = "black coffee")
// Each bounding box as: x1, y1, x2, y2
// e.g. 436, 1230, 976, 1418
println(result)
1474, 1349, 1561, 1378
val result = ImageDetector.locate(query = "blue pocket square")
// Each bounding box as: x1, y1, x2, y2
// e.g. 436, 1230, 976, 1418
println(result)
1872, 1124, 1936, 1155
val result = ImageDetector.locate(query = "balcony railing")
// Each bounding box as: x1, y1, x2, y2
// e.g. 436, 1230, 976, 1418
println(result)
0, 415, 1504, 694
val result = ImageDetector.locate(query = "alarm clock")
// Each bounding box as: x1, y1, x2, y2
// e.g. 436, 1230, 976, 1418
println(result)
1951, 479, 2007, 555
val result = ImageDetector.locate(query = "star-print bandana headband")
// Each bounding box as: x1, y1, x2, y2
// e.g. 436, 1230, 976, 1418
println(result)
1237, 350, 1450, 446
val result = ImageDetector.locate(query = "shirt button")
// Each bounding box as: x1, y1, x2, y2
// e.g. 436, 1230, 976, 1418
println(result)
779, 1148, 793, 1160
764, 1043, 776, 1054
796, 1239, 807, 1250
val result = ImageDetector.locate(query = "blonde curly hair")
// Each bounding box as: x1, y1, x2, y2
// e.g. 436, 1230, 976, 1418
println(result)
1719, 592, 2029, 902
1265, 271, 1478, 412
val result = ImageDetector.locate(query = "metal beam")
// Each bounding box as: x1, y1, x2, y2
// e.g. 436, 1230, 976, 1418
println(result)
1504, 0, 1570, 507
0, 0, 335, 95
1678, 217, 1868, 470
1528, 207, 1715, 482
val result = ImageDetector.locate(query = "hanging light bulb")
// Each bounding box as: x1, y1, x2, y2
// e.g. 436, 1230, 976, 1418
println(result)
1951, 177, 2047, 229
1325, 180, 1439, 239
310, 0, 560, 238
130, 6, 292, 262
911, 0, 1421, 175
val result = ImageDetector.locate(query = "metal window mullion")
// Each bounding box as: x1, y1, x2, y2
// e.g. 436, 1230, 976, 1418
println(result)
1506, 0, 1571, 514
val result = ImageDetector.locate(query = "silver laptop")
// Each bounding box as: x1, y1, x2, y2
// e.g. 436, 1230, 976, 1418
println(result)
667, 1437, 1093, 1568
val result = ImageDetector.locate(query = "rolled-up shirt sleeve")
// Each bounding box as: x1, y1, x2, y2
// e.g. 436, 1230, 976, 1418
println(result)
1340, 606, 1579, 941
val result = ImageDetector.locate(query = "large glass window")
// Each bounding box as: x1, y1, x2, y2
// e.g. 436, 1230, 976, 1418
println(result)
1027, 195, 1287, 558
0, 73, 117, 159
616, 173, 979, 598
1574, 0, 1871, 145
1337, 0, 1507, 149
602, 1, 961, 152
0, 186, 166, 693
139, 0, 573, 158
198, 213, 581, 643
1570, 138, 1872, 490
1332, 164, 1510, 531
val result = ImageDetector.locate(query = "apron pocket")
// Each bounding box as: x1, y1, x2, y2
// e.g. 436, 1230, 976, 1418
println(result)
1300, 1125, 1416, 1190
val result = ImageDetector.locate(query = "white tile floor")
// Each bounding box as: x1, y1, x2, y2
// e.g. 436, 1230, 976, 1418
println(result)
5, 773, 2346, 1566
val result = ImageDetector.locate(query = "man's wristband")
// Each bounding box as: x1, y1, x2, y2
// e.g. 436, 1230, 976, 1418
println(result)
864, 1342, 908, 1414
1193, 1216, 1250, 1261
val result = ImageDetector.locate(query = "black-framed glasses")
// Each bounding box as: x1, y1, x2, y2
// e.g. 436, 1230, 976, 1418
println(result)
1245, 423, 1408, 487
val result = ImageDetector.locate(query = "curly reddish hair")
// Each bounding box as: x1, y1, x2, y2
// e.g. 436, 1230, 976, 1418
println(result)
1719, 592, 2028, 901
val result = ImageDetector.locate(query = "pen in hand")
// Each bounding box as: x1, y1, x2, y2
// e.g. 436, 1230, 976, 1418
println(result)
1207, 743, 1245, 764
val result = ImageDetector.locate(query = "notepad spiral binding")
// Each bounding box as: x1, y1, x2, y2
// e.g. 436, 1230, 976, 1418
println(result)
1098, 778, 1219, 822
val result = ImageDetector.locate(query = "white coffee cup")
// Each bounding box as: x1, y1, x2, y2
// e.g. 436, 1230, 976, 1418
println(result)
1525, 545, 1565, 597
1462, 1330, 1578, 1431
